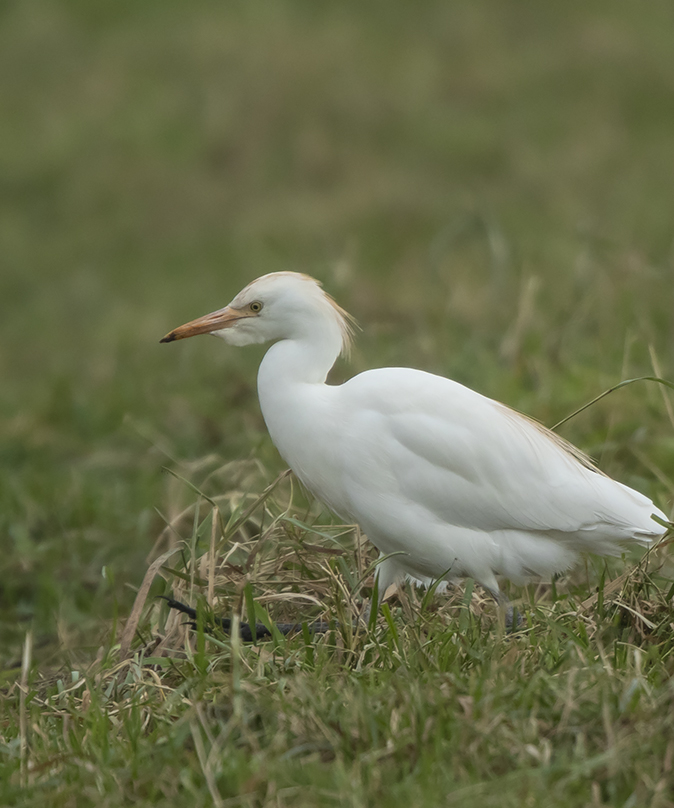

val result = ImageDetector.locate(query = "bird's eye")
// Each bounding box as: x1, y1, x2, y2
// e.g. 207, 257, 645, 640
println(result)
249, 301, 263, 313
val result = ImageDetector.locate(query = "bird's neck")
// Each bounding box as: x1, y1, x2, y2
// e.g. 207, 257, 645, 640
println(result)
257, 323, 342, 397
255, 317, 343, 474
255, 327, 343, 497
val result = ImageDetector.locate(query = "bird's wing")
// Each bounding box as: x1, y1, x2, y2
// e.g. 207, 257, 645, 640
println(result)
337, 368, 663, 540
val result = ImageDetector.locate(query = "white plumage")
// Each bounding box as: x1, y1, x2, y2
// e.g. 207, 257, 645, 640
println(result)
161, 272, 668, 602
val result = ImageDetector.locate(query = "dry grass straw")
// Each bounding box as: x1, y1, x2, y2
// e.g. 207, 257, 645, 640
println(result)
120, 547, 182, 659
19, 629, 33, 788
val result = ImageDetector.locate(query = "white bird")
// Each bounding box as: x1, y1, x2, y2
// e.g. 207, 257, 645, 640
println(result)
161, 272, 668, 610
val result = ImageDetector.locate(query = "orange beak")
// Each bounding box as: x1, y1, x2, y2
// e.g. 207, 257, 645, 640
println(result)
160, 306, 244, 343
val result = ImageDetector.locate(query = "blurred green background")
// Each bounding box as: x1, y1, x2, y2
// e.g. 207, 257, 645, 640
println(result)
1, 0, 673, 665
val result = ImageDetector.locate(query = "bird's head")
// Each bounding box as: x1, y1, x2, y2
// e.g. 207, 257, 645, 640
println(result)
160, 272, 356, 354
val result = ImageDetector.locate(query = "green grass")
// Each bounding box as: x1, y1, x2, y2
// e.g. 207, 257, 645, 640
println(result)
2, 0, 674, 804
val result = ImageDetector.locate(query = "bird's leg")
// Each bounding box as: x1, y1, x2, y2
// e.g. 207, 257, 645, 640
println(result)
488, 589, 523, 631
357, 558, 400, 628
160, 596, 333, 642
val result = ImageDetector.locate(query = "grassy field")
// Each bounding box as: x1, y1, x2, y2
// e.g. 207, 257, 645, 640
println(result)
2, 0, 674, 804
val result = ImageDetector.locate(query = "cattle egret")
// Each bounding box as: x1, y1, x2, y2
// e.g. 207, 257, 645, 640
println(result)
161, 272, 668, 611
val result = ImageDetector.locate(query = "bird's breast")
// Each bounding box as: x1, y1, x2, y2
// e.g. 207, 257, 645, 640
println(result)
258, 383, 354, 519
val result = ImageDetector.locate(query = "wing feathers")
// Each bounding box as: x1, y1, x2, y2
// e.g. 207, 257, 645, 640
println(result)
342, 368, 665, 543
